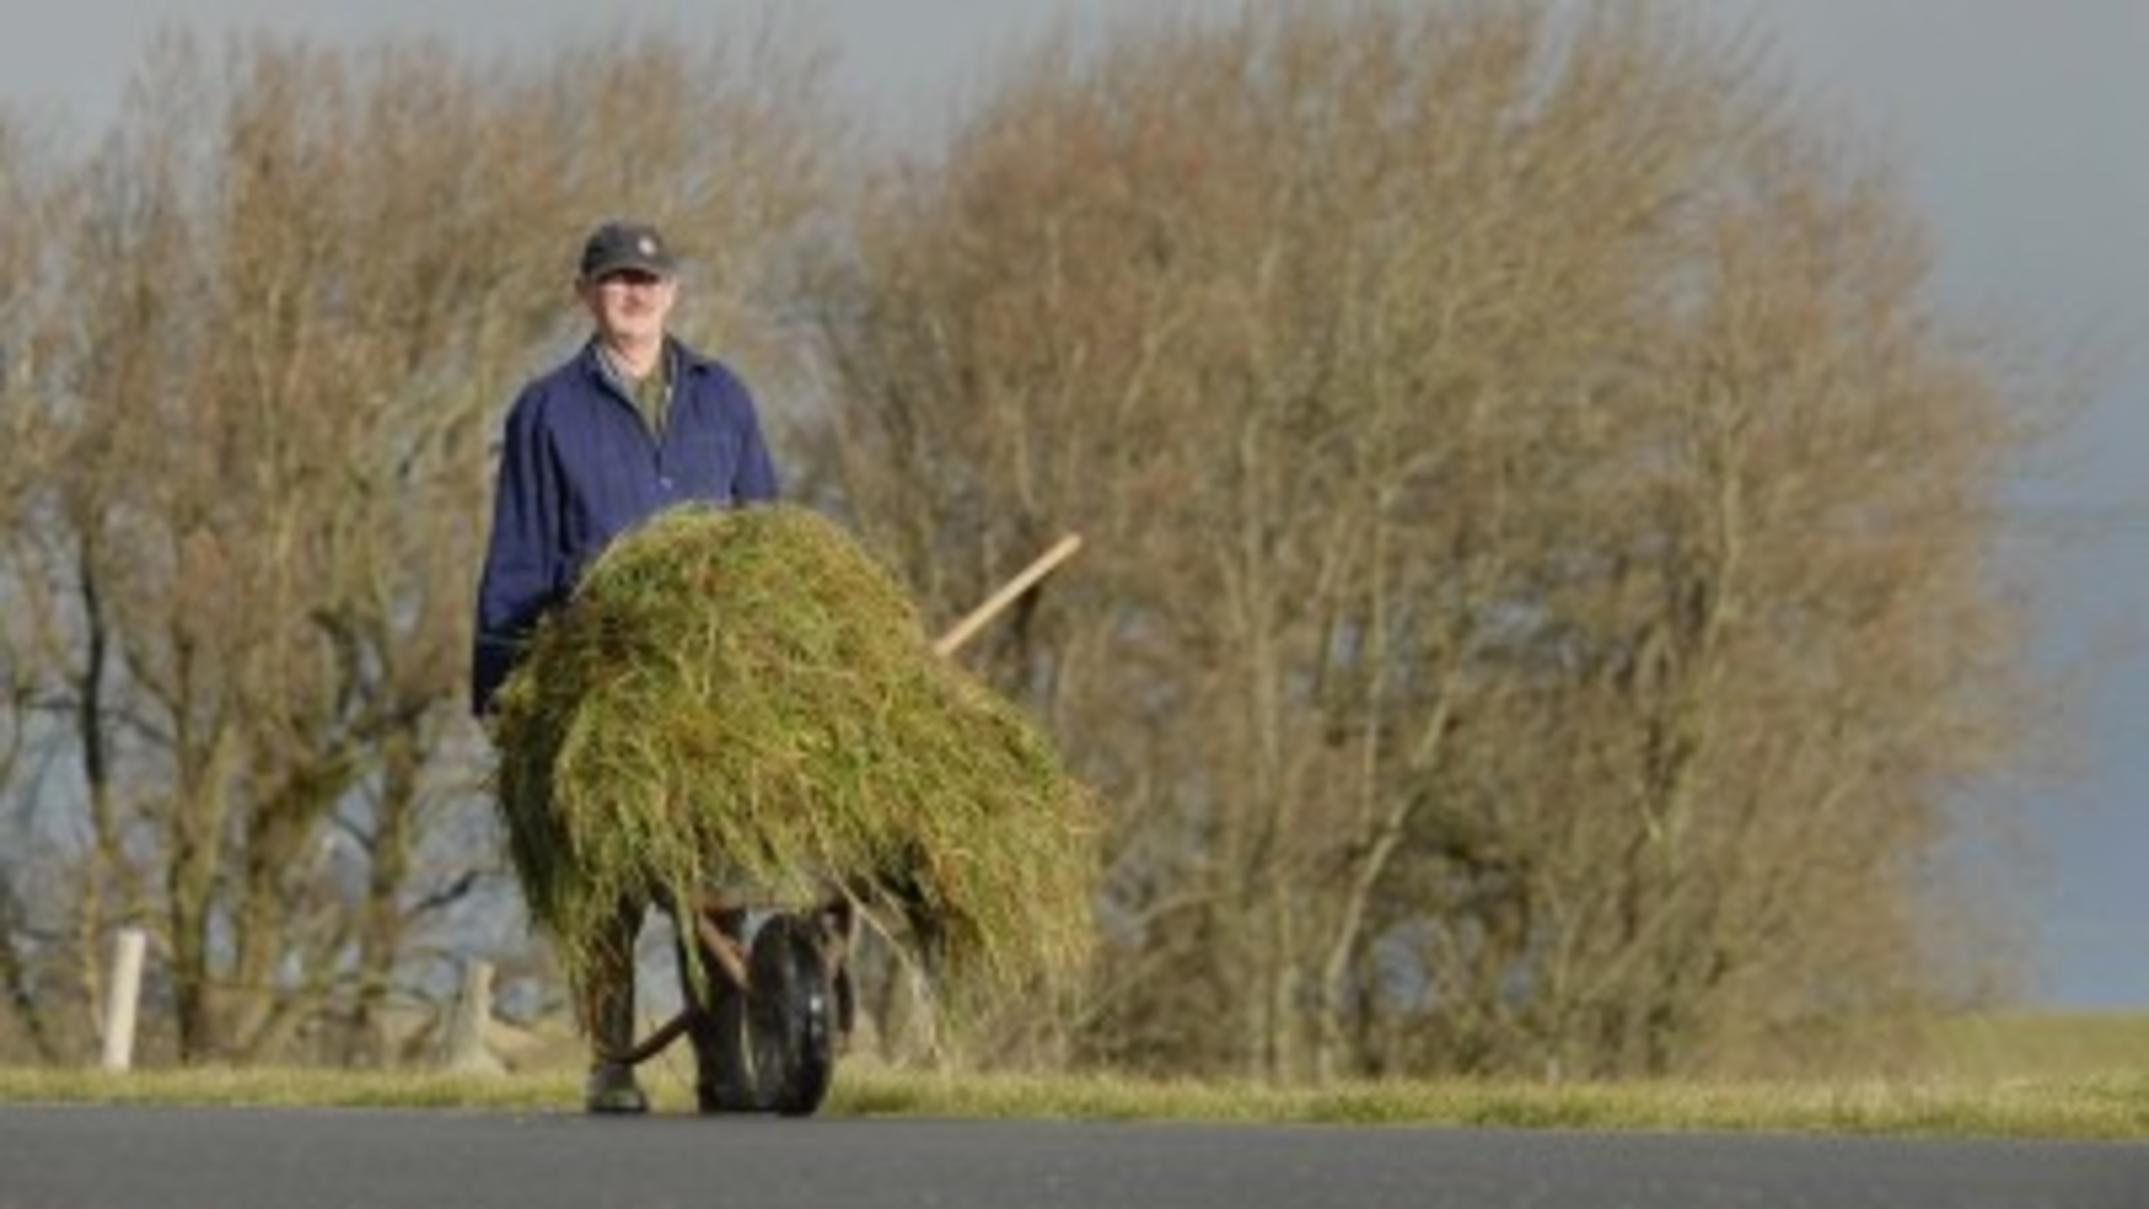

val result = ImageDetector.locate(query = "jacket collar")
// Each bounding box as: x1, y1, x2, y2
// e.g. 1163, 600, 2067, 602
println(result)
579, 334, 714, 388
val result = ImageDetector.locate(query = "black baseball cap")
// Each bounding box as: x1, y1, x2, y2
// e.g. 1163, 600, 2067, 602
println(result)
578, 220, 677, 280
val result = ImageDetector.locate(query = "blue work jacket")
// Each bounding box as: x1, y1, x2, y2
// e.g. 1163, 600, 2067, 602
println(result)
471, 337, 779, 714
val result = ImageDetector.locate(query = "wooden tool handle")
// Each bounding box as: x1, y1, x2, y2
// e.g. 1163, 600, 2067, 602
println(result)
932, 534, 1084, 657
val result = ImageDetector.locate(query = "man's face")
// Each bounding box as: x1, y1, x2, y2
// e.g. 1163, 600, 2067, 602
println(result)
579, 268, 677, 345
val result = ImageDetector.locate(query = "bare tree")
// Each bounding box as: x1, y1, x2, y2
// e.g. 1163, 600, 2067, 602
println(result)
0, 107, 69, 1061
808, 2, 2039, 1080
0, 3, 2046, 1080
0, 20, 837, 1063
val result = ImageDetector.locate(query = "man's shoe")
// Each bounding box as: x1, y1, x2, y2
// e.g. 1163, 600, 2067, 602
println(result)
584, 1062, 649, 1115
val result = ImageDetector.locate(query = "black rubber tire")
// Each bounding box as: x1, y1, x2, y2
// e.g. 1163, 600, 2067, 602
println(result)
747, 913, 836, 1117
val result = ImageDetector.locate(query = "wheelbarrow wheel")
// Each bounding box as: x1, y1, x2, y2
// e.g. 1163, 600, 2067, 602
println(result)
747, 913, 835, 1117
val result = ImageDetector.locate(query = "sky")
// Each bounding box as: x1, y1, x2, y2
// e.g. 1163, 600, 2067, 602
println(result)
2, 0, 2143, 1006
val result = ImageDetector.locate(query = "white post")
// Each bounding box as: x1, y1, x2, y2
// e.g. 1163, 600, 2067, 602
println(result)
440, 959, 504, 1075
100, 928, 147, 1073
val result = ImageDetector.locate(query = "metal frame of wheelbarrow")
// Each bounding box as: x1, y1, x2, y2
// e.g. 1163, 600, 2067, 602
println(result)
598, 533, 1084, 1116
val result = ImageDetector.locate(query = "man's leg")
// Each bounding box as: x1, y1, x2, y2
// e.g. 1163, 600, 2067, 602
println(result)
676, 900, 752, 1112
583, 896, 649, 1114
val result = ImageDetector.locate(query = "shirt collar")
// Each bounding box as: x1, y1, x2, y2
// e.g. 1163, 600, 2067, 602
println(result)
589, 339, 673, 394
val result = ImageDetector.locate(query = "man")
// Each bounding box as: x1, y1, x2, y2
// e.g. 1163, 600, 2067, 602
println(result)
473, 219, 779, 1114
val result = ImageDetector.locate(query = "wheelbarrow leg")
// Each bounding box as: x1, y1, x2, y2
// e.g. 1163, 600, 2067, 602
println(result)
679, 900, 754, 1113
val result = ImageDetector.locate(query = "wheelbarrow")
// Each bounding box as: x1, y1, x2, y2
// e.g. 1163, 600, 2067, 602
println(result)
595, 534, 1083, 1116
596, 884, 853, 1116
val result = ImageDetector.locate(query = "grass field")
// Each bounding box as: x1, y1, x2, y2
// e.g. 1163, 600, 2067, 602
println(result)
1924, 1011, 2149, 1082
1, 1063, 2143, 1141
4, 1013, 2143, 1140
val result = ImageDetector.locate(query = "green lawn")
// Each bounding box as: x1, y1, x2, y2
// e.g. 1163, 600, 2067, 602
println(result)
6, 1011, 2143, 1139
2, 1063, 2144, 1140
1925, 1010, 2149, 1082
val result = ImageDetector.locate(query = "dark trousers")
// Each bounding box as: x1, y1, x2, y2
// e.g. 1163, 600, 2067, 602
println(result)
584, 893, 750, 1105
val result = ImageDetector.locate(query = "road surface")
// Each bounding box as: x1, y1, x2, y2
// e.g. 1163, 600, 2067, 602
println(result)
0, 1105, 2140, 1208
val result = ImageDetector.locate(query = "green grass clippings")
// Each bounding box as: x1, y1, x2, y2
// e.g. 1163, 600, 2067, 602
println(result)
490, 505, 1098, 1014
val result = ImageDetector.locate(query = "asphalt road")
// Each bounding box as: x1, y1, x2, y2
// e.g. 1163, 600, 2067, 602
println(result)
0, 1105, 2141, 1209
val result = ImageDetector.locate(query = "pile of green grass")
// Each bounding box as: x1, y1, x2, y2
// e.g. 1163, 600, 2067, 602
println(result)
492, 504, 1097, 1007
